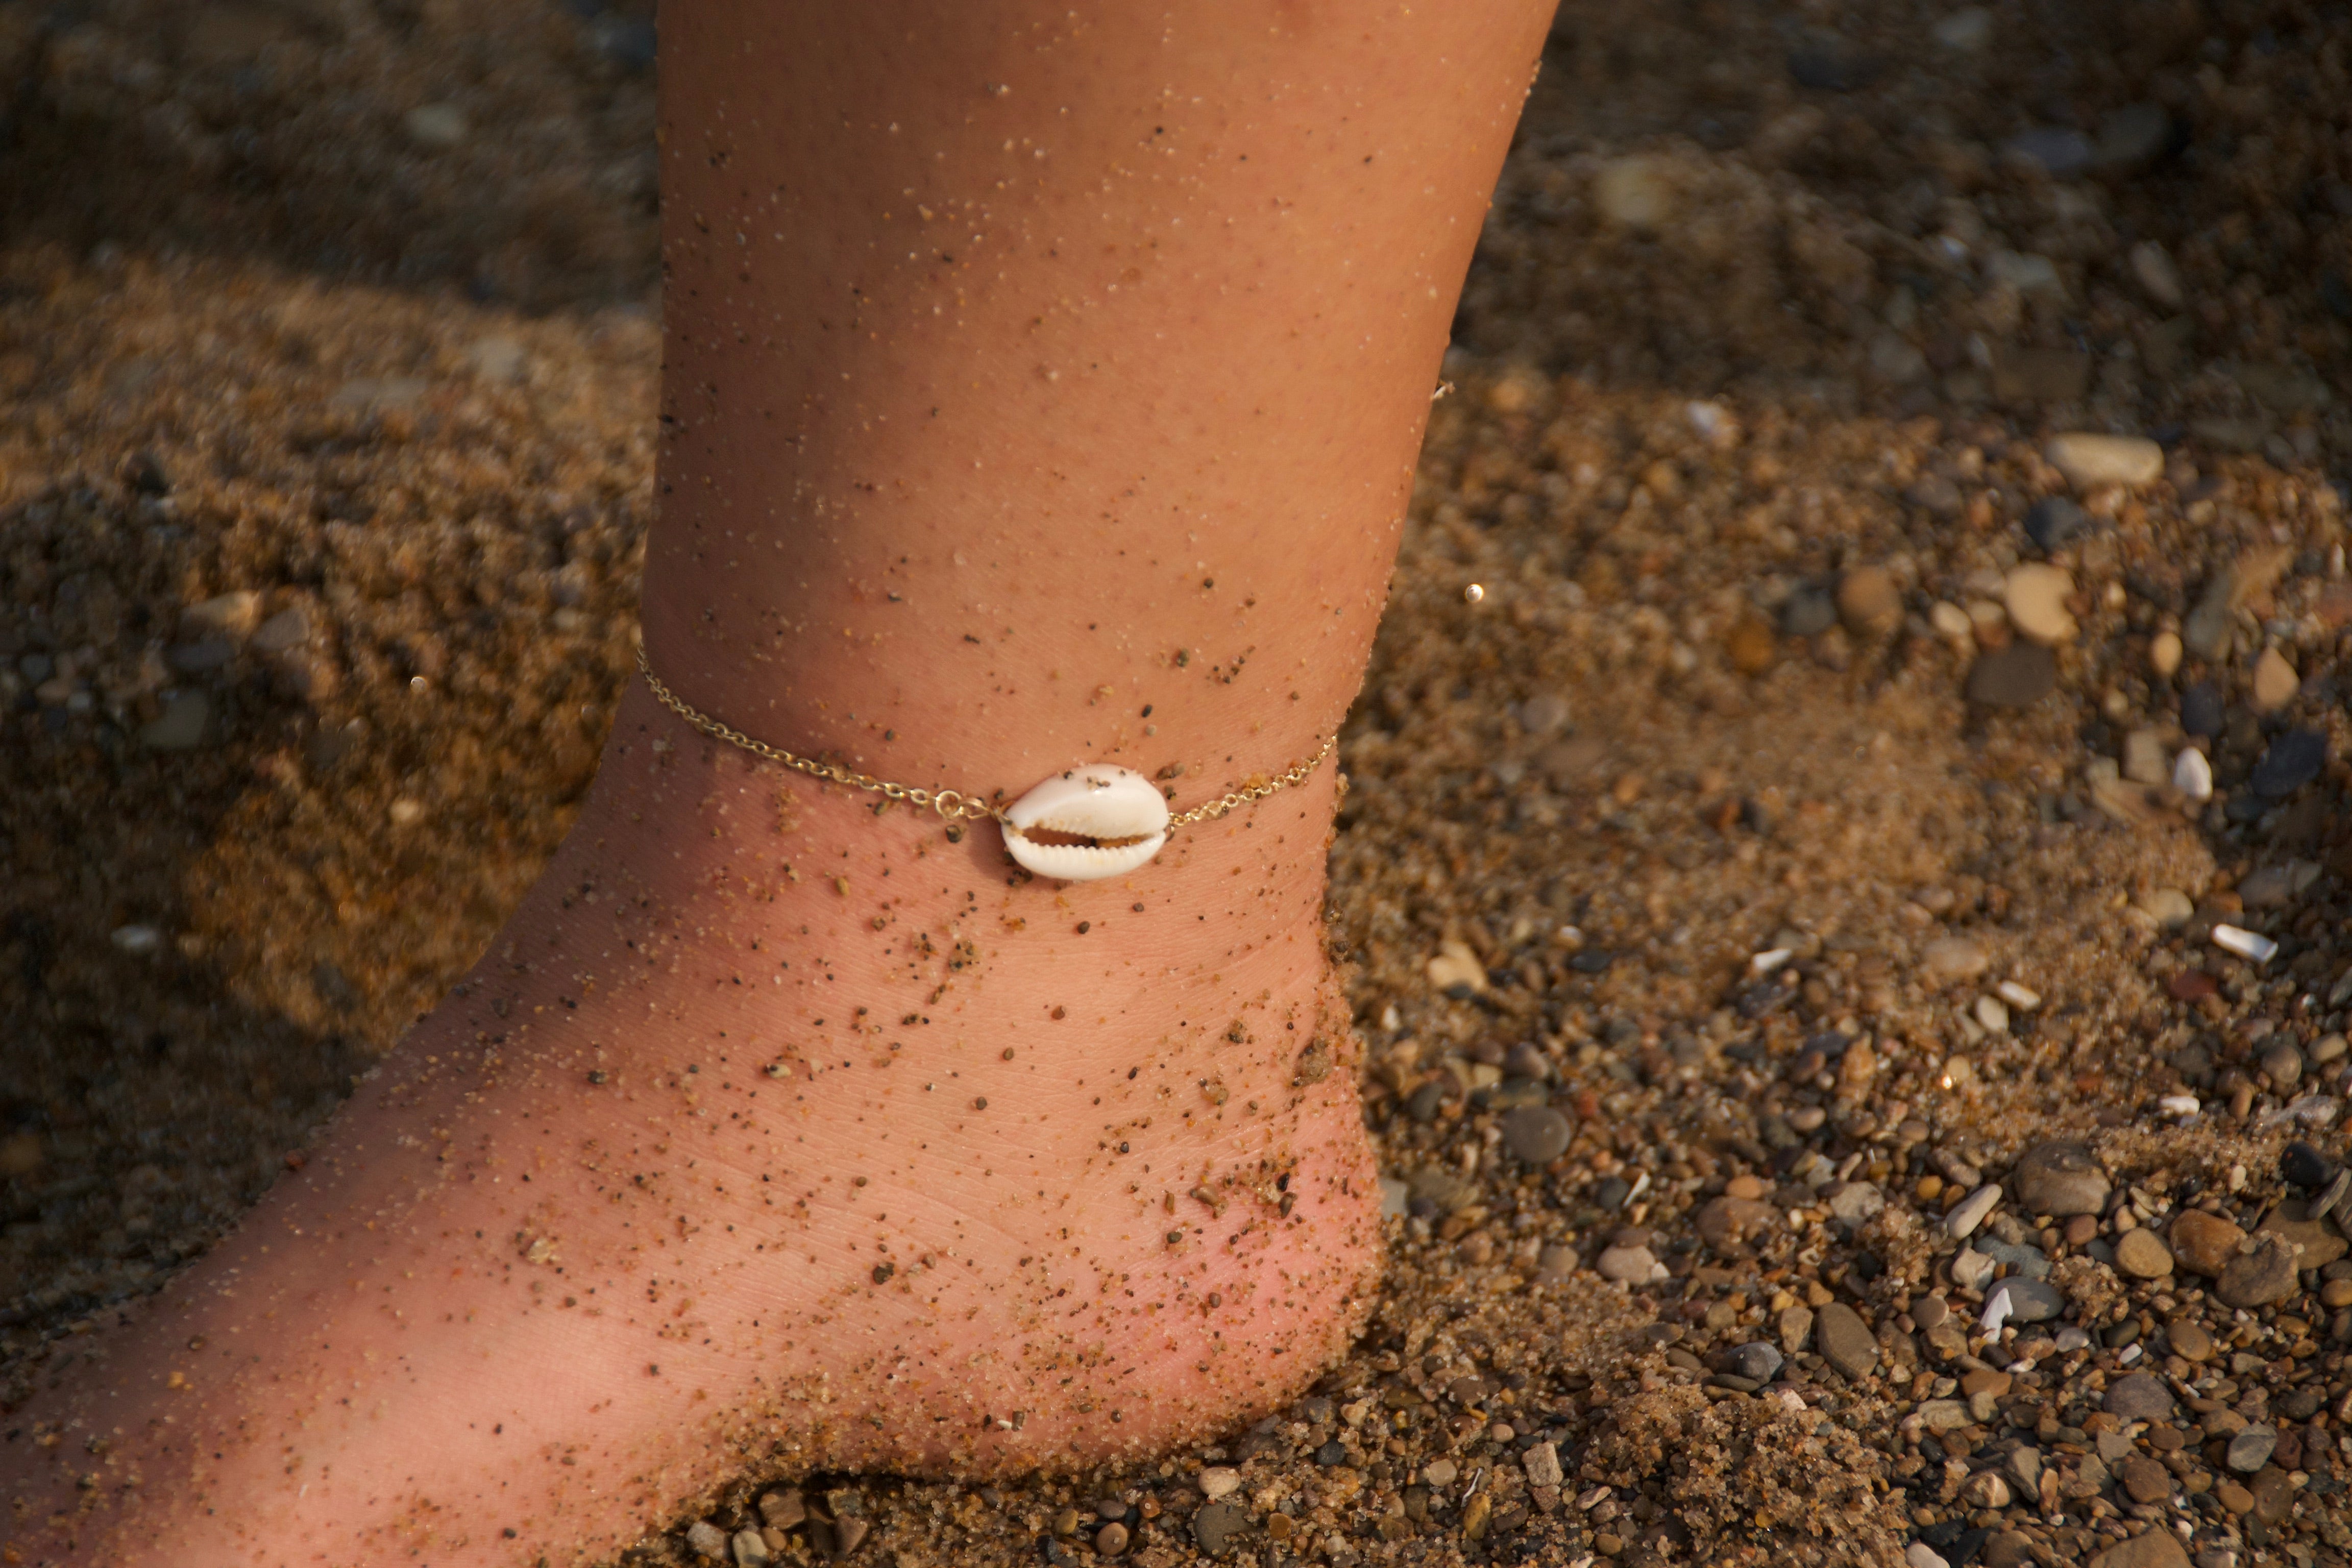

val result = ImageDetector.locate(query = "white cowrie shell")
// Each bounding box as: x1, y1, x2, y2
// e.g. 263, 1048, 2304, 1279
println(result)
1000, 764, 1169, 881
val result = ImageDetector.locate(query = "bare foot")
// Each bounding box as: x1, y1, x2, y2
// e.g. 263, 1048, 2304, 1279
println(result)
2, 682, 1381, 1566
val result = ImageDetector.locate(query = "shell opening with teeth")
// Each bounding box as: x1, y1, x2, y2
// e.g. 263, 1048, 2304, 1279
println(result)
1001, 764, 1170, 881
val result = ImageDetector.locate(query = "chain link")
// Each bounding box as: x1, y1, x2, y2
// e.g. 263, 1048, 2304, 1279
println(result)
635, 645, 1331, 834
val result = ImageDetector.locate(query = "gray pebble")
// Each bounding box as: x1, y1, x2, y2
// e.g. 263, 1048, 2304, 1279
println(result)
2226, 1426, 2278, 1474
2024, 496, 2088, 552
1192, 1501, 1250, 1557
2252, 729, 2328, 798
1727, 1342, 1784, 1383
1814, 1301, 1879, 1380
1781, 585, 1838, 638
685, 1521, 730, 1561
2012, 1141, 2110, 1217
1945, 1184, 2002, 1239
2004, 127, 2094, 177
1501, 1105, 1572, 1165
1990, 1277, 2065, 1323
2103, 1372, 2176, 1422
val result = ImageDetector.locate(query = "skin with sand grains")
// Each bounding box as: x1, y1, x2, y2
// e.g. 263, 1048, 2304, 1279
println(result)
2, 689, 1383, 1565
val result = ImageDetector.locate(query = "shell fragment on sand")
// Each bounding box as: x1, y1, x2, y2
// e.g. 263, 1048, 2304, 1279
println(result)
2213, 924, 2278, 963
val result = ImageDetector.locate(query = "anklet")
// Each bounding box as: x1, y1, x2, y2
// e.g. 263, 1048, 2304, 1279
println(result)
635, 646, 1332, 880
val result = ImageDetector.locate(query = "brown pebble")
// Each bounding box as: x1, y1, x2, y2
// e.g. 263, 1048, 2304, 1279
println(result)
1095, 1523, 1130, 1556
2063, 1214, 2099, 1246
2168, 1209, 2245, 1276
2164, 1319, 2215, 1362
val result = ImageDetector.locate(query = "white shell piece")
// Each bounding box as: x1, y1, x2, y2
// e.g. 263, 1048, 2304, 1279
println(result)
1995, 979, 2041, 1010
2212, 923, 2278, 963
2173, 746, 2213, 801
1001, 764, 1170, 881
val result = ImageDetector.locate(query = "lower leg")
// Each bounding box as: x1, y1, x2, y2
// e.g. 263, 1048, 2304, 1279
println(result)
1, 5, 1553, 1565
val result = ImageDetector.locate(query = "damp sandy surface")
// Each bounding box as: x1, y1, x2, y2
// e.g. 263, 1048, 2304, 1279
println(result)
9, 2, 2352, 1565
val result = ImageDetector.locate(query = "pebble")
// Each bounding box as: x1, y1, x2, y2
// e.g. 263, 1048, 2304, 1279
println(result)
1988, 1276, 2064, 1323
2169, 1210, 2247, 1275
1596, 1243, 1661, 1284
251, 606, 311, 654
1592, 155, 1677, 231
1836, 566, 1902, 637
2173, 748, 2213, 802
182, 589, 261, 641
1946, 1183, 2002, 1239
2149, 630, 2183, 678
1826, 1181, 1884, 1225
109, 924, 162, 954
139, 689, 209, 750
404, 102, 469, 149
1911, 1293, 1949, 1329
732, 1528, 770, 1566
758, 1491, 805, 1530
1778, 1303, 1815, 1354
1096, 1523, 1130, 1556
2011, 1141, 2109, 1216
2250, 647, 2299, 713
1192, 1501, 1249, 1557
1929, 600, 1973, 641
2103, 1371, 2176, 1422
1781, 584, 1837, 638
1424, 1459, 1459, 1487
2251, 728, 2326, 797
2023, 495, 2087, 552
2089, 1528, 2191, 1568
2003, 564, 2076, 644
2117, 1454, 2171, 1503
1197, 1468, 1241, 1501
2164, 1319, 2215, 1361
2045, 433, 2164, 489
2004, 126, 2093, 177
1523, 1441, 1563, 1488
685, 1521, 730, 1560
1908, 1544, 1951, 1568
1813, 1301, 1878, 1380
1922, 936, 1990, 983
2130, 240, 2187, 309
2097, 102, 2174, 168
2212, 925, 2277, 964
1950, 1247, 1995, 1292
1725, 616, 1777, 674
2259, 1040, 2301, 1090
2121, 728, 2168, 785
1501, 1106, 1571, 1164
2215, 1234, 2299, 1307
2283, 1141, 2336, 1188
2226, 1427, 2278, 1473
1727, 1342, 1784, 1383
1966, 641, 2056, 707
2114, 1229, 2174, 1278
2179, 680, 2224, 737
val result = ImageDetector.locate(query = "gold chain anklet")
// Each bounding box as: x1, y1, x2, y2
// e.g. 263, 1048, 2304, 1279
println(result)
635, 644, 1332, 880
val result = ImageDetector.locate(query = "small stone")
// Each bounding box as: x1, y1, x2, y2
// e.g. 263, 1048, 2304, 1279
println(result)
2250, 647, 2300, 713
1912, 1294, 1948, 1330
1966, 642, 2057, 708
2023, 495, 2088, 552
2003, 565, 2077, 645
1592, 155, 1678, 231
1096, 1523, 1130, 1557
2164, 1320, 2215, 1362
1596, 1244, 1659, 1284
182, 590, 262, 642
2117, 1454, 2171, 1503
2012, 1141, 2109, 1216
1781, 585, 1839, 639
2226, 1427, 2277, 1473
1827, 1182, 1884, 1226
1907, 1542, 1951, 1568
733, 1528, 772, 1566
2252, 728, 2327, 798
1930, 600, 1973, 640
251, 606, 311, 654
686, 1522, 730, 1561
2130, 241, 2186, 309
1814, 1301, 1878, 1380
759, 1491, 806, 1530
1727, 1342, 1783, 1383
2214, 1481, 2255, 1515
2096, 103, 2174, 168
2045, 433, 2164, 489
2103, 1371, 2176, 1422
1922, 937, 1990, 983
1197, 1468, 1241, 1501
139, 690, 210, 751
2006, 1449, 2043, 1493
1501, 1106, 1571, 1165
2215, 1234, 2299, 1308
2149, 630, 2183, 678
1950, 1247, 1996, 1292
1523, 1441, 1563, 1489
2089, 1527, 2191, 1568
2179, 681, 2224, 738
1778, 1304, 1815, 1355
465, 336, 528, 385
1836, 566, 1902, 637
1725, 616, 1778, 675
1959, 1471, 2012, 1508
1946, 1184, 2002, 1239
2259, 1040, 2302, 1091
1192, 1501, 1249, 1557
1694, 1195, 1781, 1251
2004, 126, 2093, 177
2121, 728, 2169, 786
405, 102, 469, 149
1993, 1277, 2066, 1323
2168, 1210, 2247, 1276
2283, 1142, 2336, 1189
1424, 1459, 1459, 1488
2115, 1230, 2174, 1279
2172, 748, 2213, 802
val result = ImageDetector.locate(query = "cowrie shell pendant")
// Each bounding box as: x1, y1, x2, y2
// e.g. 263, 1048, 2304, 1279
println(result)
1000, 764, 1169, 881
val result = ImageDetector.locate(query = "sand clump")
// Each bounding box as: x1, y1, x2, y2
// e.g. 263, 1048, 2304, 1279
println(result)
9, 1, 2352, 1566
